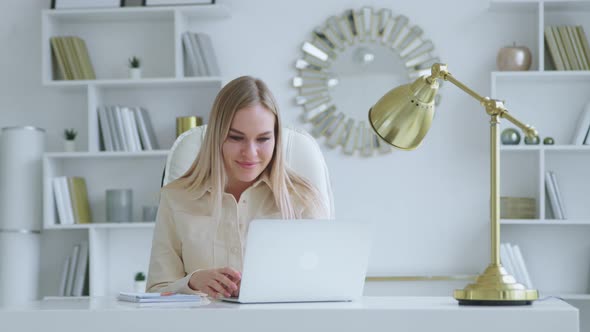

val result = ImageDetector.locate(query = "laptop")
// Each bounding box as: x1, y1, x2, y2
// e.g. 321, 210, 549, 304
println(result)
221, 219, 371, 304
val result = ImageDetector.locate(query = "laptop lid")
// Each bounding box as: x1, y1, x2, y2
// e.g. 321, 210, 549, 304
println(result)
226, 219, 371, 303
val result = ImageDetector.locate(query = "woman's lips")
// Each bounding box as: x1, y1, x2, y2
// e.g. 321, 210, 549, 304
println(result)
236, 161, 258, 169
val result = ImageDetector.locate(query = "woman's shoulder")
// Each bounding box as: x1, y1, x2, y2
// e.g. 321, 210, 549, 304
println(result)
161, 178, 209, 202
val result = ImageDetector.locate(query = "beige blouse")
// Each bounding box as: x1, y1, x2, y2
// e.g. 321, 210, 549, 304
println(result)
146, 174, 327, 294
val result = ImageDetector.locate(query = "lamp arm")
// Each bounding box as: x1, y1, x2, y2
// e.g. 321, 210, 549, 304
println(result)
428, 63, 538, 138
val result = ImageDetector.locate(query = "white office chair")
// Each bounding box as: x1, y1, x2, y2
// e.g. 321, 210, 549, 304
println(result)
163, 125, 335, 218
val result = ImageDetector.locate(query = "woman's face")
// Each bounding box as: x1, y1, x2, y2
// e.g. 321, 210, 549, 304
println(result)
222, 104, 276, 189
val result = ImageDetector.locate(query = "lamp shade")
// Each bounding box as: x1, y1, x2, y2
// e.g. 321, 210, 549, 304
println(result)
368, 76, 439, 150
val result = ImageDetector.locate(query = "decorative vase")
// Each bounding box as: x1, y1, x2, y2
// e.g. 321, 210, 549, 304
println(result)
129, 68, 142, 79
501, 128, 521, 145
524, 135, 540, 145
64, 140, 76, 152
543, 137, 555, 145
497, 43, 532, 71
134, 280, 146, 293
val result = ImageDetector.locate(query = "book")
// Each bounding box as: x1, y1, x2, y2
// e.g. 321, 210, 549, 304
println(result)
58, 256, 71, 296
117, 292, 203, 303
545, 171, 562, 219
577, 26, 590, 69
52, 177, 68, 224
133, 107, 157, 150
50, 37, 68, 80
67, 177, 91, 224
98, 106, 113, 151
512, 244, 534, 289
552, 26, 571, 70
545, 26, 565, 71
570, 102, 590, 145
182, 32, 198, 77
65, 244, 80, 296
550, 171, 567, 220
189, 33, 207, 76
499, 243, 516, 277
72, 241, 89, 297
195, 33, 220, 76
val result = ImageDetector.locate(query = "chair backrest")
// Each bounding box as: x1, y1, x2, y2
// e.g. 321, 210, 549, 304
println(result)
163, 125, 334, 218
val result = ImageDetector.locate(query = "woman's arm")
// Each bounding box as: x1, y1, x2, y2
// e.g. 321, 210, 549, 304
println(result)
145, 189, 203, 294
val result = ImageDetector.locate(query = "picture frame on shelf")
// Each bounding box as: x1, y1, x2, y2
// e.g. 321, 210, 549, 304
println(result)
50, 0, 123, 10
144, 0, 214, 6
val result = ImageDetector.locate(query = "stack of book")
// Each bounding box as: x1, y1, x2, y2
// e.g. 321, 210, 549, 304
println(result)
545, 170, 567, 220
59, 241, 89, 297
544, 25, 590, 71
97, 106, 159, 152
52, 176, 91, 225
500, 242, 533, 289
571, 102, 590, 145
182, 32, 220, 77
117, 292, 206, 307
50, 36, 96, 80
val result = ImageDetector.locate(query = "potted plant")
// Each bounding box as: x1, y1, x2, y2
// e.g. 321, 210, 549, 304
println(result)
63, 128, 77, 152
128, 56, 141, 79
134, 272, 146, 293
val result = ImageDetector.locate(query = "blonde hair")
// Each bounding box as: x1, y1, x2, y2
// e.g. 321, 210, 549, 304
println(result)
177, 76, 324, 219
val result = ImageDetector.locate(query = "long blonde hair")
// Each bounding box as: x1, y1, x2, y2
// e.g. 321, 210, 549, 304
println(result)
177, 76, 324, 219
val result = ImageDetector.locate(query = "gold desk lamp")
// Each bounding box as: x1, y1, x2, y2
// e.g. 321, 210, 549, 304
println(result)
368, 63, 539, 305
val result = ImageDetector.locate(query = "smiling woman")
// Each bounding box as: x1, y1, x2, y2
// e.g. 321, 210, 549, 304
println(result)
146, 76, 329, 299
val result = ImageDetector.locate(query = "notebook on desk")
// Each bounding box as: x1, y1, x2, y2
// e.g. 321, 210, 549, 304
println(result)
221, 219, 372, 304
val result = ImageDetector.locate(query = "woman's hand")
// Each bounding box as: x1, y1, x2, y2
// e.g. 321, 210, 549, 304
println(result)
188, 267, 241, 298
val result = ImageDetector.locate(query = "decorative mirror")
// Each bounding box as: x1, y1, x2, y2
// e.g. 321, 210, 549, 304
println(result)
292, 7, 440, 156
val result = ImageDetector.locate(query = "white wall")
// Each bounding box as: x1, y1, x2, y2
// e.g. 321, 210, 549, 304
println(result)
0, 0, 537, 294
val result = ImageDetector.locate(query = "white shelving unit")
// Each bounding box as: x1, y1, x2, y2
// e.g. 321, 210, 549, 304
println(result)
40, 5, 229, 297
491, 0, 590, 328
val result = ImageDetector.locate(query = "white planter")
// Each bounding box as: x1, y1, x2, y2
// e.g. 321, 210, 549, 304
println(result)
64, 140, 76, 152
129, 68, 142, 79
134, 280, 146, 293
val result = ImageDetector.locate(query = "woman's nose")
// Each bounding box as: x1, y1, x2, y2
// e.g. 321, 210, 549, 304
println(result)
241, 141, 256, 157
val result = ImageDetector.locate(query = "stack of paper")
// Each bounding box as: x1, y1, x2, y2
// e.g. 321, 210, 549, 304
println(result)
117, 292, 206, 308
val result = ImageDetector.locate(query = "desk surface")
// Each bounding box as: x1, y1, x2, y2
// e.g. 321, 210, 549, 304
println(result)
0, 296, 579, 332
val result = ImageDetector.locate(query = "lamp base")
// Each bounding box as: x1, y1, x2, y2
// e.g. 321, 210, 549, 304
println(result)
454, 264, 538, 306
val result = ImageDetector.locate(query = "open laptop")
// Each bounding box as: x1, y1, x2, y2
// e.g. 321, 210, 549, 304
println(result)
221, 219, 371, 304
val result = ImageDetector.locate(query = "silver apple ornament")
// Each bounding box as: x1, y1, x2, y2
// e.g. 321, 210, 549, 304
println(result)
497, 42, 532, 71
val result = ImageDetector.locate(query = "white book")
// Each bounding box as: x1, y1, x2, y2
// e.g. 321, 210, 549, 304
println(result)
52, 177, 67, 224
195, 33, 220, 76
58, 256, 71, 296
138, 107, 159, 150
133, 107, 152, 150
182, 32, 198, 77
107, 106, 123, 151
570, 103, 590, 145
505, 242, 525, 286
65, 245, 80, 296
190, 33, 207, 76
72, 241, 89, 297
114, 106, 130, 151
97, 106, 113, 151
545, 171, 563, 219
512, 244, 534, 289
499, 243, 516, 277
126, 107, 143, 151
550, 171, 567, 219
60, 177, 75, 225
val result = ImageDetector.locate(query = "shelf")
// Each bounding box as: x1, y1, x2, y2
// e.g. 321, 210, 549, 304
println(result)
43, 77, 223, 89
43, 4, 229, 22
544, 1, 590, 12
45, 222, 155, 230
501, 219, 590, 225
556, 293, 590, 301
492, 71, 590, 82
45, 150, 169, 159
489, 1, 539, 13
500, 145, 590, 151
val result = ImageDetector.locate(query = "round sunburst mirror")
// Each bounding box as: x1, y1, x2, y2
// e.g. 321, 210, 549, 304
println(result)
292, 7, 440, 156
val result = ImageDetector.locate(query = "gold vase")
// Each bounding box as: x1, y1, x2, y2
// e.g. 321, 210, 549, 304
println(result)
176, 116, 203, 137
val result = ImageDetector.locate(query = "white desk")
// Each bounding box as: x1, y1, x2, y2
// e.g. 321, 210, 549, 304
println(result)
0, 296, 578, 332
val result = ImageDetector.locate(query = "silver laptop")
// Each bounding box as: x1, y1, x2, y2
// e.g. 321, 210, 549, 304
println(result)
222, 219, 371, 304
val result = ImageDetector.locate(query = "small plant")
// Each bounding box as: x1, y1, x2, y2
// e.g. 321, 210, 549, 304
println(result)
64, 128, 77, 141
135, 272, 146, 281
128, 56, 141, 69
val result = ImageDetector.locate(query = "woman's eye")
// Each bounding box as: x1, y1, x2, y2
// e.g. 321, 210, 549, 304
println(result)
257, 137, 271, 142
228, 136, 243, 141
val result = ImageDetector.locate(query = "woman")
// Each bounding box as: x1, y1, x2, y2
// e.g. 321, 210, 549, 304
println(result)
146, 76, 328, 298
